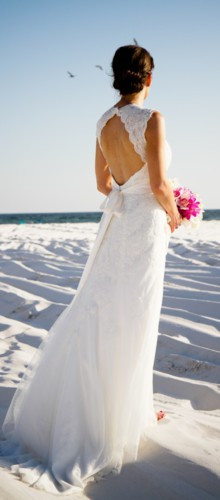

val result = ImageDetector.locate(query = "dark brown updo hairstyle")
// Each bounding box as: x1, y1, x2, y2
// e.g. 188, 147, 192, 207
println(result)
111, 45, 154, 95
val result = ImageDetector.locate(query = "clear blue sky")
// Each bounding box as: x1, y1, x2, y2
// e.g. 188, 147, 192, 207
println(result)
0, 0, 219, 213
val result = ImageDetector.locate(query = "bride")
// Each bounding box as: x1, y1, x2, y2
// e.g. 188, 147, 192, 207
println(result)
0, 44, 181, 495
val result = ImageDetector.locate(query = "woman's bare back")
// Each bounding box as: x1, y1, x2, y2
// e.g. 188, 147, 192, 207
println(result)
100, 105, 147, 186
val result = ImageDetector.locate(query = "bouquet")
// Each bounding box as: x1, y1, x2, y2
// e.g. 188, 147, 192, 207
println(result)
166, 178, 204, 229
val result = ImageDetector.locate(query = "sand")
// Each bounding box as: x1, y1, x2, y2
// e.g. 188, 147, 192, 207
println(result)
0, 220, 219, 499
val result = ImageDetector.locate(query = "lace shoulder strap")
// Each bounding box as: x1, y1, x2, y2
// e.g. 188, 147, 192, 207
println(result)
96, 107, 116, 146
96, 105, 155, 163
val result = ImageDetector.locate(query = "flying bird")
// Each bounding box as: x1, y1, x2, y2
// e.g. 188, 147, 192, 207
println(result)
67, 71, 76, 78
95, 65, 103, 71
133, 38, 139, 45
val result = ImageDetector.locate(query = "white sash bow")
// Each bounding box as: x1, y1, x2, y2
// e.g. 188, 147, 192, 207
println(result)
99, 189, 124, 217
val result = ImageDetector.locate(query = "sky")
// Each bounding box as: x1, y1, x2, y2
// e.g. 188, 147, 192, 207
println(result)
0, 0, 219, 213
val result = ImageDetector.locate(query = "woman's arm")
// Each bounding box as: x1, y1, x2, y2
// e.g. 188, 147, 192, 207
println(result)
95, 139, 112, 195
145, 111, 181, 232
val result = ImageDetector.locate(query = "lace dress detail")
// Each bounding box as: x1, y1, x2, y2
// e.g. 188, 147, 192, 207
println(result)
96, 103, 172, 182
96, 104, 155, 162
0, 103, 173, 495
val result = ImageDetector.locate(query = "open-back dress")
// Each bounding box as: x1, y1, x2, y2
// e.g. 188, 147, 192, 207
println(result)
0, 102, 172, 494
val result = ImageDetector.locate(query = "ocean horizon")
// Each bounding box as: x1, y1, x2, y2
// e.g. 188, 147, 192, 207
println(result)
0, 209, 219, 225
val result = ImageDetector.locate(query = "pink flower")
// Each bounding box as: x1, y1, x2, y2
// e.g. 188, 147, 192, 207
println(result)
171, 183, 204, 227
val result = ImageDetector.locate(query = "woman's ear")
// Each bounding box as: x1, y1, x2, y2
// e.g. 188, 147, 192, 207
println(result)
146, 73, 152, 87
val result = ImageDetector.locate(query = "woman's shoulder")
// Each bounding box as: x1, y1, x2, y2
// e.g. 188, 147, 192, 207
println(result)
127, 106, 164, 127
146, 108, 164, 120
95, 105, 164, 139
96, 103, 161, 119
96, 107, 113, 140
145, 109, 165, 133
96, 106, 115, 137
142, 107, 164, 121
96, 105, 115, 122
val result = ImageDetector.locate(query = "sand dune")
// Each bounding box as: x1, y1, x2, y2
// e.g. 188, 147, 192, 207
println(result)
0, 220, 219, 499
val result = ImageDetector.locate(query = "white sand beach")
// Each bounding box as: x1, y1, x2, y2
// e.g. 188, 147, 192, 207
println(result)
0, 220, 219, 499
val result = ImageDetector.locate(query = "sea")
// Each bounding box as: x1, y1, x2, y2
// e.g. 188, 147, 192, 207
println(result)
0, 209, 219, 225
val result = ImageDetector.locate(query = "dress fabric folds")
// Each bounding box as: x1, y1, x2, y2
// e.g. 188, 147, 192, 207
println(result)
0, 103, 172, 494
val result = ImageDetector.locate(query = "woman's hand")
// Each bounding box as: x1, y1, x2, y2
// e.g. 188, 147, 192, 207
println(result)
167, 210, 182, 233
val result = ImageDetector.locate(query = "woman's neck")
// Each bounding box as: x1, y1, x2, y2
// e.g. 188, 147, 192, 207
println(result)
117, 91, 146, 107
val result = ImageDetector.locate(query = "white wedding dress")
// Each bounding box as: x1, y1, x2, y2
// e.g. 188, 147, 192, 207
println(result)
0, 103, 172, 495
